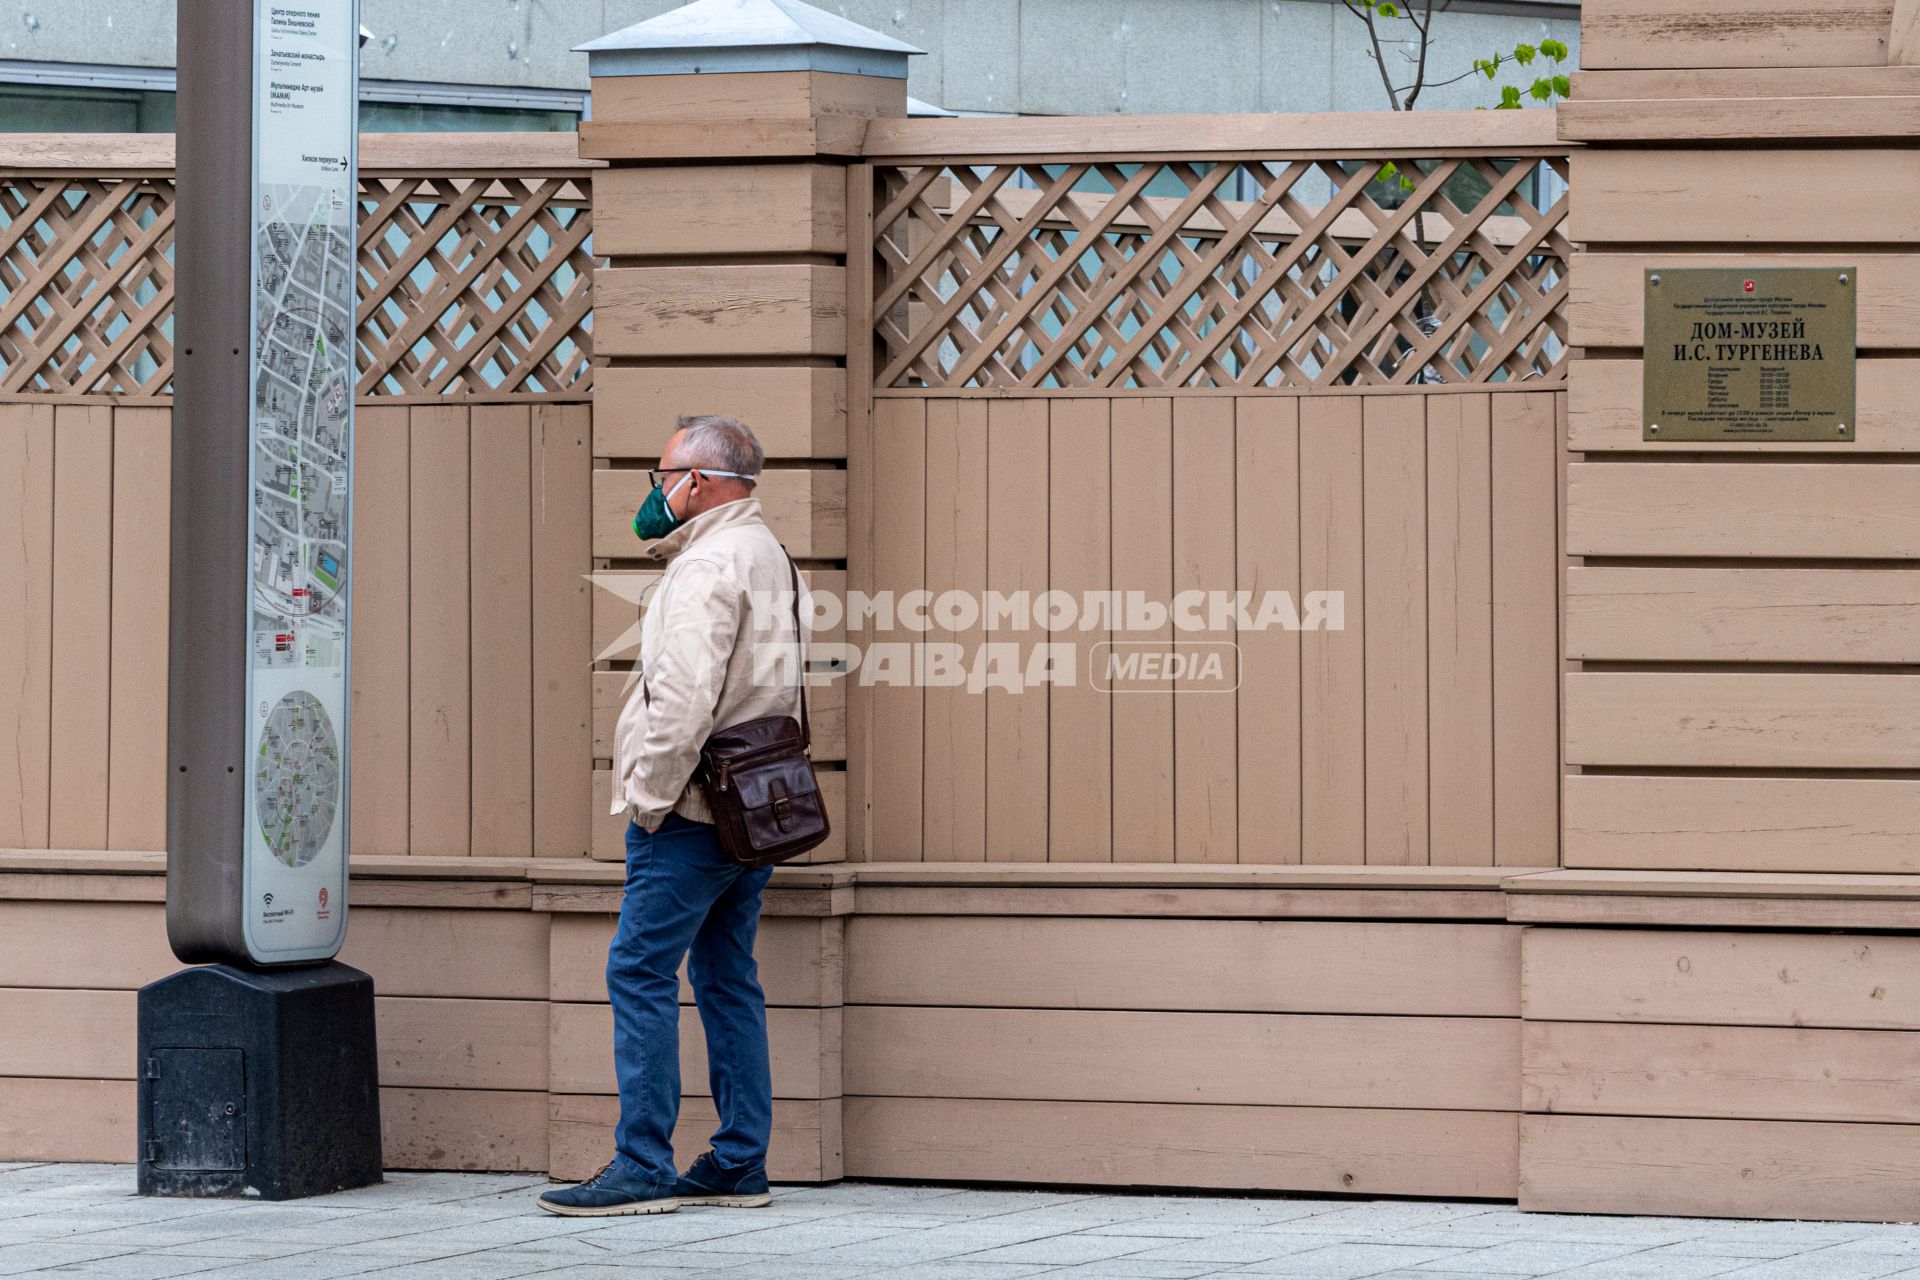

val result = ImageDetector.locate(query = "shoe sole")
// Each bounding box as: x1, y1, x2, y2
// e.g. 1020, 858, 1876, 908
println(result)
537, 1196, 680, 1217
677, 1192, 773, 1208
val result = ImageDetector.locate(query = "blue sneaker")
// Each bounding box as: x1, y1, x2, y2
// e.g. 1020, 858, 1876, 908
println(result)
537, 1161, 679, 1217
675, 1150, 772, 1208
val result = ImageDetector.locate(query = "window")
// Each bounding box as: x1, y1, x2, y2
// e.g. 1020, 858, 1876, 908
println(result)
0, 62, 584, 132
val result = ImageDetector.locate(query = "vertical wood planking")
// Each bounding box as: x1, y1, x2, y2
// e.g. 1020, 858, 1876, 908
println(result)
1556, 390, 1571, 874
1109, 398, 1175, 862
349, 406, 410, 856
984, 398, 1049, 861
1171, 399, 1238, 863
1299, 396, 1366, 863
469, 405, 534, 856
0, 404, 54, 849
870, 398, 925, 860
1491, 392, 1560, 866
1235, 398, 1301, 863
921, 400, 987, 861
408, 405, 471, 856
1425, 394, 1495, 866
530, 403, 592, 857
1362, 396, 1429, 866
1047, 399, 1112, 862
48, 404, 113, 850
106, 408, 171, 851
843, 166, 877, 860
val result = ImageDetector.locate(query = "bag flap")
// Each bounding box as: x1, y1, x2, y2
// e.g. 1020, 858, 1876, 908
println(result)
732, 754, 821, 810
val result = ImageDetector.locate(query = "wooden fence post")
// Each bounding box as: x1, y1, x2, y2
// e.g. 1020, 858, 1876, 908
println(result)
576, 0, 915, 870
1537, 1, 1920, 1222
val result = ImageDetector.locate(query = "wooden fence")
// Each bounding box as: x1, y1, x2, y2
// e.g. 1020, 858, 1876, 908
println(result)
0, 135, 596, 857
853, 113, 1569, 864
0, 133, 594, 401
866, 119, 1569, 390
2, 107, 1574, 1197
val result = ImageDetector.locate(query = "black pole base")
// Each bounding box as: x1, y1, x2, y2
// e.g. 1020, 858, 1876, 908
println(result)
137, 962, 383, 1200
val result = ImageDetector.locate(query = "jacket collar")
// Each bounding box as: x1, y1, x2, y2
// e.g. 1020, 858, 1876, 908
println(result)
646, 496, 766, 562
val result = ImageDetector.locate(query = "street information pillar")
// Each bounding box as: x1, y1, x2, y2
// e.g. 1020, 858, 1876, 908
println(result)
144, 0, 380, 1199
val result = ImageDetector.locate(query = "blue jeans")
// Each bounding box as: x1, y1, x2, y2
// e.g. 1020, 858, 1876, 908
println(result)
606, 813, 774, 1185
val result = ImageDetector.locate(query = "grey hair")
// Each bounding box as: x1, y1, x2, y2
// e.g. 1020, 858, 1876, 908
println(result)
673, 414, 764, 483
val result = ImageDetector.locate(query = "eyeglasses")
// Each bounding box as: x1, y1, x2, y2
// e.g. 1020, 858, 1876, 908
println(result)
649, 467, 755, 488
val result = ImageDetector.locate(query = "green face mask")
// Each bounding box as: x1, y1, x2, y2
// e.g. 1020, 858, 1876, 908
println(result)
631, 472, 690, 541
630, 468, 755, 542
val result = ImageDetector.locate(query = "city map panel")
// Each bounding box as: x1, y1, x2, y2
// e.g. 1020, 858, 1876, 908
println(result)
250, 179, 352, 858
255, 690, 341, 868
241, 0, 357, 961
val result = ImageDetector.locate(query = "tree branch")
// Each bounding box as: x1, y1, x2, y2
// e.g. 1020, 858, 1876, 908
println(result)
1339, 0, 1405, 110
1404, 0, 1435, 109
1397, 52, 1507, 96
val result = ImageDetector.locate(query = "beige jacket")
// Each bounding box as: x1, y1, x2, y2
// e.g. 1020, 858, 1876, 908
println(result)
610, 498, 807, 831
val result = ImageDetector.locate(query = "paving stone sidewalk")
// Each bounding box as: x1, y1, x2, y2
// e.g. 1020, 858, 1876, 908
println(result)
6, 1164, 1920, 1280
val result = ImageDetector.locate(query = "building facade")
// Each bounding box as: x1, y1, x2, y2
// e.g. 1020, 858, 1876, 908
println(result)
0, 0, 1579, 129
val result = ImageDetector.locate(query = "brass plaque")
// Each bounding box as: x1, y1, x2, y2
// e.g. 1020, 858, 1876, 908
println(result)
1642, 267, 1856, 442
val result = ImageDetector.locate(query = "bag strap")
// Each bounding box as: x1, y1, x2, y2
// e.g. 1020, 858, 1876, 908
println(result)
639, 547, 811, 753
786, 550, 811, 752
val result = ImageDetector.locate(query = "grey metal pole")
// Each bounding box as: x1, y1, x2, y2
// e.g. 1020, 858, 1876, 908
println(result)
167, 0, 257, 965
168, 0, 359, 968
145, 0, 379, 1199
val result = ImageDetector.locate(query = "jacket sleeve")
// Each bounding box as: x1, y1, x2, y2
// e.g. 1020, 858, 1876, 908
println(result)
628, 556, 744, 831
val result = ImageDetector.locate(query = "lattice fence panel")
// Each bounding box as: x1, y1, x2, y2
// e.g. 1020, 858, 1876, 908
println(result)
873, 155, 1570, 390
0, 171, 595, 397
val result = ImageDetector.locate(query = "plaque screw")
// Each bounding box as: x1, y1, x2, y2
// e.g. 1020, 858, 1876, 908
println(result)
1649, 424, 1660, 434
1840, 274, 1850, 286
1839, 424, 1849, 434
1650, 275, 1661, 286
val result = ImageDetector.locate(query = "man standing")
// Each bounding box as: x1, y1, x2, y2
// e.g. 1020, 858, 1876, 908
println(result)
540, 416, 799, 1217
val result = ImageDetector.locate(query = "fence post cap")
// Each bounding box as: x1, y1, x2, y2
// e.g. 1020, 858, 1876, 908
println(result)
575, 0, 922, 79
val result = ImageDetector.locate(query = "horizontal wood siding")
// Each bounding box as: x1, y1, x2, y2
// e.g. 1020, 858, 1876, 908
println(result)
843, 907, 1523, 1196
846, 916, 1520, 1015
1522, 927, 1920, 1222
849, 1098, 1518, 1199
0, 879, 847, 1182
1579, 1, 1897, 71
1523, 1114, 1920, 1223
1563, 76, 1920, 882
845, 1007, 1518, 1109
1564, 775, 1920, 874
0, 1079, 552, 1172
1548, 45, 1920, 1221
1524, 928, 1920, 1030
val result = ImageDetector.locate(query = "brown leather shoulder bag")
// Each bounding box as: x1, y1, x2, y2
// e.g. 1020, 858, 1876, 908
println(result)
646, 553, 830, 868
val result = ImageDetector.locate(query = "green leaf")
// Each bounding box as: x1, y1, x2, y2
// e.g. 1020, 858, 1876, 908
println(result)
1481, 57, 1500, 80
1552, 74, 1571, 98
1499, 84, 1523, 109
1512, 42, 1536, 66
1376, 1, 1399, 15
1541, 38, 1569, 61
1529, 79, 1553, 102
